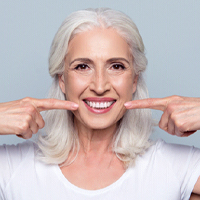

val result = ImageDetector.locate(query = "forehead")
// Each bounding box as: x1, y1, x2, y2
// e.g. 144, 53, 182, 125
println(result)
66, 28, 132, 61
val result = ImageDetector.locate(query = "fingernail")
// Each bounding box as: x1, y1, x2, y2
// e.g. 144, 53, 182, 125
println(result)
124, 102, 132, 108
71, 103, 79, 109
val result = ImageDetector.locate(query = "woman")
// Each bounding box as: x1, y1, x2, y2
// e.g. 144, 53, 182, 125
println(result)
0, 8, 200, 199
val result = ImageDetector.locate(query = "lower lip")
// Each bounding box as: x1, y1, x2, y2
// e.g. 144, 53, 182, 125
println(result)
83, 101, 115, 114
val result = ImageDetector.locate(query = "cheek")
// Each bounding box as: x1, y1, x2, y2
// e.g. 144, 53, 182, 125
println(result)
64, 73, 90, 101
112, 76, 134, 99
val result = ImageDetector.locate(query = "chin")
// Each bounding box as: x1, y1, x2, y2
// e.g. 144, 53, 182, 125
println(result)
87, 120, 115, 129
75, 116, 118, 131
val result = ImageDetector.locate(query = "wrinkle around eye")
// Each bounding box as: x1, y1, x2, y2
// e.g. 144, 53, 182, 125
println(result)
108, 63, 133, 76
107, 63, 130, 75
72, 64, 93, 75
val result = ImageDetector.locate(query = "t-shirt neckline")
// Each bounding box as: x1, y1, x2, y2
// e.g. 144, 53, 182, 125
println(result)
54, 164, 132, 195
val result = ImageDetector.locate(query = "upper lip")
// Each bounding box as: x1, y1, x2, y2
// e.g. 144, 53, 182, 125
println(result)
83, 97, 116, 102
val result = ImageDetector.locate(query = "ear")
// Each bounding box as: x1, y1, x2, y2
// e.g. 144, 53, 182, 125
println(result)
132, 75, 138, 93
58, 74, 66, 94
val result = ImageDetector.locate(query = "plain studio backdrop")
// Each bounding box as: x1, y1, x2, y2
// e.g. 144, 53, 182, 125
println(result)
0, 0, 200, 147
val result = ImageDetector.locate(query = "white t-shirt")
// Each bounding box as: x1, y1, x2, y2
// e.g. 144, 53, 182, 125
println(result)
0, 139, 200, 200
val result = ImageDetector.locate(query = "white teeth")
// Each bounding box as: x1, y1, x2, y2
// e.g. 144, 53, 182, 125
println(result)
108, 102, 112, 107
100, 102, 104, 108
85, 101, 115, 109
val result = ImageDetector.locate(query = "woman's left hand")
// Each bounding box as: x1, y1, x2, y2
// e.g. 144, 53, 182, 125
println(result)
124, 95, 200, 137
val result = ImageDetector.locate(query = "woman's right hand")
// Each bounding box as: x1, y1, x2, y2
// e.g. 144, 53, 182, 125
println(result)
0, 97, 78, 139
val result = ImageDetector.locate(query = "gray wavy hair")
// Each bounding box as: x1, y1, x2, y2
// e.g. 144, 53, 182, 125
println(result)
37, 8, 153, 167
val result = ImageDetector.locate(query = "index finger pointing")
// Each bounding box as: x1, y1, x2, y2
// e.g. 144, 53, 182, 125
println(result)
124, 98, 168, 111
32, 98, 79, 112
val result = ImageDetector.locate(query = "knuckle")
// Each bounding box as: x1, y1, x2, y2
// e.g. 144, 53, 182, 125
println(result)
24, 113, 32, 122
179, 124, 187, 133
167, 96, 184, 109
170, 95, 182, 101
174, 120, 185, 131
170, 112, 177, 121
19, 121, 30, 132
32, 129, 38, 134
23, 97, 33, 102
166, 104, 175, 113
20, 98, 37, 113
25, 105, 36, 113
21, 97, 32, 104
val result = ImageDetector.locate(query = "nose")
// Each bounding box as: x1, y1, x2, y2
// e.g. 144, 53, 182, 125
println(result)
89, 68, 111, 95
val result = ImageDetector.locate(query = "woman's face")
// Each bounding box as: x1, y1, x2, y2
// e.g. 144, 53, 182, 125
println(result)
59, 28, 138, 130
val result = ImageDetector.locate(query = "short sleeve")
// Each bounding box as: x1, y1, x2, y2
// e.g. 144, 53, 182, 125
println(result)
157, 140, 200, 200
0, 141, 34, 199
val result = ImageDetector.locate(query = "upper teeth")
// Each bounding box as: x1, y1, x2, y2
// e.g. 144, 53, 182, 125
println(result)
85, 101, 115, 109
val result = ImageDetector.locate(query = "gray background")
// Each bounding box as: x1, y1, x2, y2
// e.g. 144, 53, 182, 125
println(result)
0, 0, 200, 147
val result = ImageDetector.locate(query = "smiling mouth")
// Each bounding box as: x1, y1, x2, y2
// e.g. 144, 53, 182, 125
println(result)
84, 100, 116, 109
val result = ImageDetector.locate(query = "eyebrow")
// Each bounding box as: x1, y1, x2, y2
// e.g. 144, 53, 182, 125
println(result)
69, 58, 94, 66
69, 57, 130, 66
107, 57, 130, 65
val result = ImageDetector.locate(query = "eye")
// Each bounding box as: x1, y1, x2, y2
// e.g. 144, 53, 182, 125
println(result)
111, 64, 125, 70
75, 64, 89, 70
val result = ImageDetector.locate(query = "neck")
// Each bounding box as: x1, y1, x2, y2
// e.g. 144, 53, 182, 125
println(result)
74, 120, 118, 155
